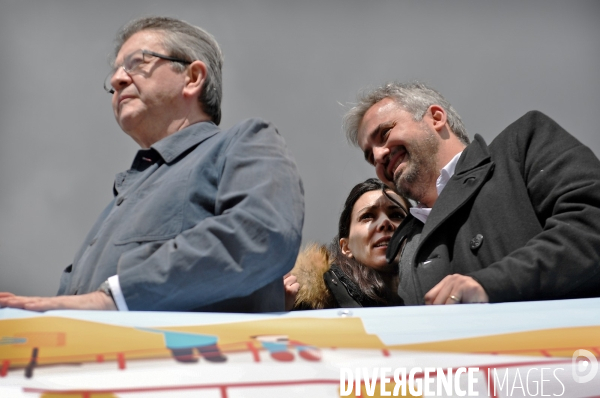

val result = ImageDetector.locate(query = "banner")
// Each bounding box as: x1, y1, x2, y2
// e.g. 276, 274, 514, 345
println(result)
1, 298, 599, 397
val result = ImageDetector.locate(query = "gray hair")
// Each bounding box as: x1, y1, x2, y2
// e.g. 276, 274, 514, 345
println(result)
113, 16, 224, 125
343, 81, 469, 146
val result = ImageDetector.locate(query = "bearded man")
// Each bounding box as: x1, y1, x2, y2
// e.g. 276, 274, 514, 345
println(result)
344, 82, 600, 305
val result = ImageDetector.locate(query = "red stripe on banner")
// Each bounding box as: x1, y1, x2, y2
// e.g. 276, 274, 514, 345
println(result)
246, 342, 260, 362
540, 349, 552, 357
117, 353, 126, 370
24, 379, 340, 394
488, 344, 596, 355
21, 358, 576, 396
96, 354, 104, 363
220, 385, 228, 398
0, 360, 9, 377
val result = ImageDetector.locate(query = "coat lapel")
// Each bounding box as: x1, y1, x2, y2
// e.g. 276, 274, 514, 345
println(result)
420, 134, 495, 243
386, 214, 418, 264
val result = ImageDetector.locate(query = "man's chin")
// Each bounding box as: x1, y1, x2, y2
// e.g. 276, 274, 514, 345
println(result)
375, 171, 397, 191
394, 176, 418, 203
117, 113, 141, 135
393, 174, 406, 194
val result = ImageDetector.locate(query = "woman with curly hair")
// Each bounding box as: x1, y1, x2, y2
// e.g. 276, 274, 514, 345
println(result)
285, 178, 410, 310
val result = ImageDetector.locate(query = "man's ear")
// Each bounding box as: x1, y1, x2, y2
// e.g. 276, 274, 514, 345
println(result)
183, 60, 207, 98
340, 238, 353, 258
427, 105, 447, 132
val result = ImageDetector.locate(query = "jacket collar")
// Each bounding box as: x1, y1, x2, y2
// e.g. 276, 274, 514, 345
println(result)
386, 134, 494, 263
455, 134, 492, 174
420, 134, 494, 240
150, 121, 220, 164
386, 213, 418, 264
116, 122, 221, 196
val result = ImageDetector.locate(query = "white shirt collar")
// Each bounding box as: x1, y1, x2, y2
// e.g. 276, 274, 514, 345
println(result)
410, 151, 463, 224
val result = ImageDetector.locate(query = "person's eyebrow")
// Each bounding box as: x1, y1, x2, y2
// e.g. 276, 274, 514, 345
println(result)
385, 203, 404, 212
356, 203, 378, 214
375, 121, 395, 137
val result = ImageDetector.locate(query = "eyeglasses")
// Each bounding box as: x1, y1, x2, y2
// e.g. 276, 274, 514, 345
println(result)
103, 49, 191, 94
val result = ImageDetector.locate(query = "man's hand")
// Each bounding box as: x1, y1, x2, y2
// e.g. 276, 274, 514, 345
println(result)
0, 291, 117, 311
283, 273, 300, 311
424, 274, 489, 305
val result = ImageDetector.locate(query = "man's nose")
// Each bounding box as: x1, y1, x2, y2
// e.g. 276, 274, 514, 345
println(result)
372, 146, 390, 165
110, 67, 132, 92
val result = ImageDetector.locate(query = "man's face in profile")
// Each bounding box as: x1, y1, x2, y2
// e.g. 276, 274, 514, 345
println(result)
357, 97, 440, 204
109, 30, 188, 146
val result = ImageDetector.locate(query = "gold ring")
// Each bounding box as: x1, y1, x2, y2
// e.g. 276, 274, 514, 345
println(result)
449, 295, 461, 302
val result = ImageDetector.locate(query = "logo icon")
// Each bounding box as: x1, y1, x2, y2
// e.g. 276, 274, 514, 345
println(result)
572, 349, 598, 384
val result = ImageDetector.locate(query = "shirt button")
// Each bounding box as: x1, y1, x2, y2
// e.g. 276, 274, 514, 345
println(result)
470, 234, 484, 251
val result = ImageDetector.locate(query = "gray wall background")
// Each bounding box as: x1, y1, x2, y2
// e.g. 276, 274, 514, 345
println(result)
1, 1, 598, 296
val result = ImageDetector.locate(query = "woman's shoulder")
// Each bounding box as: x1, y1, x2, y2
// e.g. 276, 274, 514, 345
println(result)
324, 264, 363, 308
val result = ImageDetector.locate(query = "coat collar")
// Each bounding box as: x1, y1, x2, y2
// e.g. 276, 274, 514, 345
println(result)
386, 213, 418, 264
420, 134, 494, 241
114, 122, 220, 196
386, 134, 495, 263
150, 121, 220, 164
455, 134, 493, 174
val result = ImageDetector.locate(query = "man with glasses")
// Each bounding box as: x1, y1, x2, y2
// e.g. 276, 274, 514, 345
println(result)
0, 16, 304, 312
345, 81, 600, 305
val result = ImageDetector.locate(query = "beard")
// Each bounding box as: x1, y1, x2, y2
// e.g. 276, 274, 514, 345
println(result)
393, 125, 440, 204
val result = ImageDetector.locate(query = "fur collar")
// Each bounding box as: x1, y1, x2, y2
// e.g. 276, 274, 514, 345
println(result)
290, 243, 336, 309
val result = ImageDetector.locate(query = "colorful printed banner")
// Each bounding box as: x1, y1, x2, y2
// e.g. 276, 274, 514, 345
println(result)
1, 298, 599, 397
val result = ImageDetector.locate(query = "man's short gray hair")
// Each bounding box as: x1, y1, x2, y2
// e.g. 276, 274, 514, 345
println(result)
343, 81, 469, 146
113, 16, 224, 125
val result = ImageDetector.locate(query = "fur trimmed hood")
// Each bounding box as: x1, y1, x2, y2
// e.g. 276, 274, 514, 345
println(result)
290, 243, 336, 309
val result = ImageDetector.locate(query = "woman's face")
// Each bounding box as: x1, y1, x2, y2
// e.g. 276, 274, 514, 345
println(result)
340, 190, 406, 271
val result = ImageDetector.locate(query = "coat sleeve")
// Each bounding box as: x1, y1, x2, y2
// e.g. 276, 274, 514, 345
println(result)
470, 111, 600, 302
116, 119, 305, 311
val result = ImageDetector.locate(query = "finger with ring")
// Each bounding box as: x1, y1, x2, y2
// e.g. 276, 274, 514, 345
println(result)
449, 295, 461, 303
